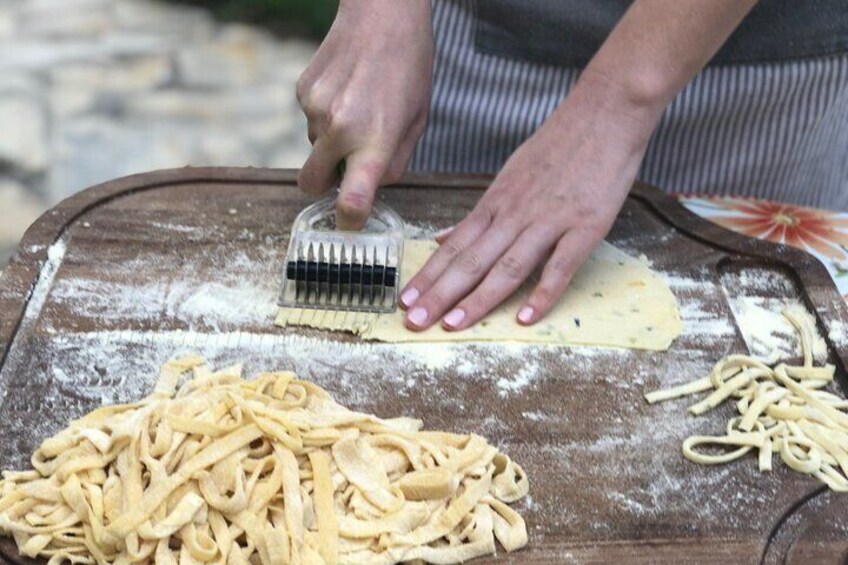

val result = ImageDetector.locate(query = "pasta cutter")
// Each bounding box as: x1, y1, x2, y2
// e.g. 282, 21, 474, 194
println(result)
278, 194, 405, 313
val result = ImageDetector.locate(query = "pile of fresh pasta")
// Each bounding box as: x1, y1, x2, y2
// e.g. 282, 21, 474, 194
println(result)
646, 308, 848, 491
0, 357, 528, 564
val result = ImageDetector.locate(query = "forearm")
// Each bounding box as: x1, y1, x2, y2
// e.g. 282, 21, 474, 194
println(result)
337, 0, 431, 28
564, 0, 758, 125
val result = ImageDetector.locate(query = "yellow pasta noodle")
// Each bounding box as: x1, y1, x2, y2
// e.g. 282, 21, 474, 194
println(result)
0, 357, 529, 564
645, 308, 848, 491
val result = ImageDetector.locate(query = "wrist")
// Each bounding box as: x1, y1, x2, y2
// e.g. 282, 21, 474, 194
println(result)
577, 66, 668, 127
548, 68, 663, 150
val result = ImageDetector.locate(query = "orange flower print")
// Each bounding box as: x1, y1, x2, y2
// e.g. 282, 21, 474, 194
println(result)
706, 199, 848, 259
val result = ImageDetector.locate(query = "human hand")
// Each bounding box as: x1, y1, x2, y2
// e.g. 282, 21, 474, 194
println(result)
400, 71, 663, 331
296, 0, 434, 230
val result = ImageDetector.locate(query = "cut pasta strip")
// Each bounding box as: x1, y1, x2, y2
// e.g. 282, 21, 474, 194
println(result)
0, 357, 529, 564
646, 307, 848, 491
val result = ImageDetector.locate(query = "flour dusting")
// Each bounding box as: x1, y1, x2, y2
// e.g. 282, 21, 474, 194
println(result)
497, 360, 541, 397
3, 222, 845, 553
729, 297, 827, 363
828, 318, 848, 348
522, 411, 548, 422
166, 281, 279, 331
403, 221, 440, 240
47, 239, 66, 263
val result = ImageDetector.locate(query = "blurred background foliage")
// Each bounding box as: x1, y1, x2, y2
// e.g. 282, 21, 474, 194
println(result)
171, 0, 338, 39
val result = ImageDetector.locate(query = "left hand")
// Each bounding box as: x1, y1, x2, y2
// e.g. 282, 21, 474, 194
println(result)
399, 71, 662, 331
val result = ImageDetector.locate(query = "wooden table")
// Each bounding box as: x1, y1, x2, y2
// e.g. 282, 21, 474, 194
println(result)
1, 168, 847, 564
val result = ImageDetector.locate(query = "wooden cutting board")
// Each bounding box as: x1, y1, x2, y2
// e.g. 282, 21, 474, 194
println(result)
1, 168, 847, 564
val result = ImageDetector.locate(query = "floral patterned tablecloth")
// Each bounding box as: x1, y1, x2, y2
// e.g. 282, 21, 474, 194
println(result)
678, 196, 848, 302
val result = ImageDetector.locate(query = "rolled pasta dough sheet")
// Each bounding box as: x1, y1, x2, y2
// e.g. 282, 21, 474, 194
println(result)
276, 240, 683, 351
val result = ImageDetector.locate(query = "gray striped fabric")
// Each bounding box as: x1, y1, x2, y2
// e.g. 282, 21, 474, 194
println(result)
410, 0, 848, 210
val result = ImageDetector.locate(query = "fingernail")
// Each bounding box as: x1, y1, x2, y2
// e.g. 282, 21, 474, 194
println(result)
435, 226, 455, 240
443, 308, 465, 328
400, 287, 420, 308
518, 306, 535, 324
407, 306, 429, 327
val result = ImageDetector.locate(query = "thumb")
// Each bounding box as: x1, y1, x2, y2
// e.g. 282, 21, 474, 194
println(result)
335, 150, 389, 231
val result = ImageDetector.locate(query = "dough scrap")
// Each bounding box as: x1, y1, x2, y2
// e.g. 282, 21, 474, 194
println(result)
0, 358, 529, 564
277, 240, 683, 351
645, 306, 848, 491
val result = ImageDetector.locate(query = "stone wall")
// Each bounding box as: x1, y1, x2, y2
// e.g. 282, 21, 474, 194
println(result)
0, 0, 315, 266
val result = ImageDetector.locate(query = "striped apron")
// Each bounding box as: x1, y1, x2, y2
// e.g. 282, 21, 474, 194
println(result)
410, 0, 848, 210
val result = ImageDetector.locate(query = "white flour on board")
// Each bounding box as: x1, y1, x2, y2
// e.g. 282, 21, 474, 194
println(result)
729, 297, 827, 363
0, 237, 67, 403
149, 222, 204, 234
6, 231, 832, 413
0, 231, 839, 543
733, 269, 798, 294
27, 248, 832, 406
497, 360, 541, 397
829, 318, 848, 349
43, 222, 441, 334
403, 221, 439, 240
39, 329, 630, 404
677, 299, 735, 340
165, 281, 279, 331
664, 271, 736, 343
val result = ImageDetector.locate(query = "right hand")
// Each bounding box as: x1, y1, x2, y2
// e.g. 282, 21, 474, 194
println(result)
296, 0, 434, 230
